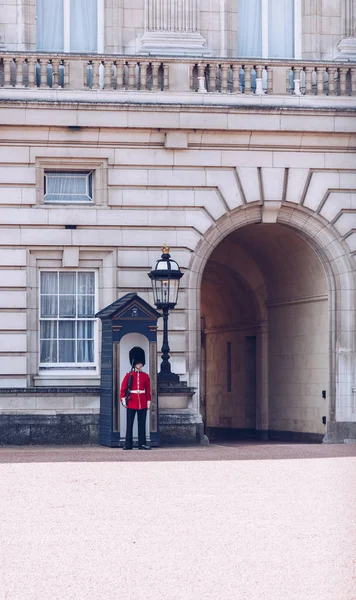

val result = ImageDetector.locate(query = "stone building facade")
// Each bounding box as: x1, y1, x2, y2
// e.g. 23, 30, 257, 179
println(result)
0, 0, 355, 444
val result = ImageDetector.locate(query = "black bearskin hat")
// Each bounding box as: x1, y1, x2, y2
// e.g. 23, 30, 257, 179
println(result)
129, 346, 146, 368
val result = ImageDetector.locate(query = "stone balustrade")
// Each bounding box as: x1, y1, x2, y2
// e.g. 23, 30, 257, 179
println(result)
0, 53, 168, 92
192, 59, 356, 96
0, 52, 355, 97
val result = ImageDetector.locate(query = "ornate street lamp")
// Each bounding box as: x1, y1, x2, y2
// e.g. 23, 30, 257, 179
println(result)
148, 245, 184, 385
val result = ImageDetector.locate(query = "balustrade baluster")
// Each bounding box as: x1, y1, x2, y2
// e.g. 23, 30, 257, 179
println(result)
140, 62, 147, 90
232, 64, 240, 94
339, 67, 348, 95
328, 67, 337, 96
15, 58, 24, 87
83, 62, 88, 87
255, 64, 263, 95
267, 68, 273, 95
27, 58, 36, 88
197, 62, 205, 80
163, 63, 169, 90
128, 61, 136, 90
39, 59, 48, 88
208, 63, 216, 92
286, 68, 293, 94
52, 59, 60, 89
305, 67, 313, 95
152, 62, 160, 91
3, 57, 13, 87
197, 62, 206, 92
221, 63, 229, 93
189, 63, 194, 90
116, 61, 124, 90
64, 60, 70, 88
351, 68, 356, 96
104, 60, 112, 89
244, 65, 251, 94
316, 67, 325, 95
92, 60, 101, 89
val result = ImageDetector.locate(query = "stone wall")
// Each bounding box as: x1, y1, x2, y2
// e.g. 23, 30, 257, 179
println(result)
0, 0, 351, 59
0, 98, 355, 442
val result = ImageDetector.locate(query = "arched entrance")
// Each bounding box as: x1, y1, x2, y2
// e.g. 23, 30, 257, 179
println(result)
201, 222, 329, 441
188, 206, 355, 443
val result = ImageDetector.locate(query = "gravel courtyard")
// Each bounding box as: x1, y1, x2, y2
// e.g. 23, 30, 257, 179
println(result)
0, 442, 355, 600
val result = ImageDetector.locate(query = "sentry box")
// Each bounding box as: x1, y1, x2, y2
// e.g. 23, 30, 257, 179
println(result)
96, 293, 161, 448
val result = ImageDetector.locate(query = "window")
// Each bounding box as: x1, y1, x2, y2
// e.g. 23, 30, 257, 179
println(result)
36, 0, 102, 52
238, 0, 299, 59
44, 171, 93, 203
39, 271, 96, 368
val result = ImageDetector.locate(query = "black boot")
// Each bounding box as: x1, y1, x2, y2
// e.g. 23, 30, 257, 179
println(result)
138, 445, 151, 450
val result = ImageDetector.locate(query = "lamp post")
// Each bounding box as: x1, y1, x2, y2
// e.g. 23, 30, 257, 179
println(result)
148, 245, 184, 385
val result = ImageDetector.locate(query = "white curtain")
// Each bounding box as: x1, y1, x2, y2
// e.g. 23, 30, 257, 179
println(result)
44, 172, 92, 203
40, 272, 95, 365
238, 0, 262, 58
70, 0, 98, 53
268, 0, 295, 58
36, 0, 64, 51
40, 272, 58, 363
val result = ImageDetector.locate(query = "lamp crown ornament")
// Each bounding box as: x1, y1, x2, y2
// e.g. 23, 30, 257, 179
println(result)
161, 244, 170, 255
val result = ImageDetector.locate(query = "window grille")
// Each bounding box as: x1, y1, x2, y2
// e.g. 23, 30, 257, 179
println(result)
44, 171, 93, 203
39, 271, 96, 367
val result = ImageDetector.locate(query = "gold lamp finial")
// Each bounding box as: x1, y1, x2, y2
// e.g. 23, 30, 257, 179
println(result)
161, 244, 170, 255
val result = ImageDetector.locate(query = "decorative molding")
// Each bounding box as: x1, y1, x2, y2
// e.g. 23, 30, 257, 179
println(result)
204, 322, 259, 335
344, 0, 355, 37
266, 294, 328, 309
27, 247, 117, 386
336, 0, 356, 59
141, 0, 208, 55
34, 157, 109, 208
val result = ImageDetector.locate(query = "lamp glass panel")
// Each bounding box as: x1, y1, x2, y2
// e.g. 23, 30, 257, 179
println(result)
168, 279, 178, 305
162, 279, 170, 304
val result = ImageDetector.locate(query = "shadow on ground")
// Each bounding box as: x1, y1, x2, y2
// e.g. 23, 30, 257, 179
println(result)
0, 441, 356, 464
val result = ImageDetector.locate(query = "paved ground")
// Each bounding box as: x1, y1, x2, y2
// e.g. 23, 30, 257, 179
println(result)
0, 442, 355, 600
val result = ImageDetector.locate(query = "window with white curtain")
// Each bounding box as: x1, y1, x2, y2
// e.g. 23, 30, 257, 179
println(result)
39, 271, 97, 368
36, 0, 100, 52
44, 171, 93, 203
238, 0, 296, 59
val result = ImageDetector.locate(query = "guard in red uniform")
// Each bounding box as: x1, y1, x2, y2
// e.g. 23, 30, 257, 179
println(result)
120, 346, 151, 450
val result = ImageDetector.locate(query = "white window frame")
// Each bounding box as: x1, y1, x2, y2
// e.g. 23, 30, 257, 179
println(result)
239, 0, 302, 59
44, 171, 94, 204
38, 269, 99, 372
37, 0, 104, 53
35, 157, 109, 208
262, 0, 302, 59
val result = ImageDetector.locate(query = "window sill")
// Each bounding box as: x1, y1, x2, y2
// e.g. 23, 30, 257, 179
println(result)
43, 201, 94, 206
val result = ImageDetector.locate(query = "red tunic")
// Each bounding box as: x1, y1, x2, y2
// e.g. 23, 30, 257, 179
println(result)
120, 370, 151, 410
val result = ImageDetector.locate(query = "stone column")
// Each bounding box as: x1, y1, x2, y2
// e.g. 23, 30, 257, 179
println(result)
337, 0, 356, 59
141, 0, 208, 55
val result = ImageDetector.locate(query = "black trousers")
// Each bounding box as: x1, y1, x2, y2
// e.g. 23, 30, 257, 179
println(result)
125, 408, 147, 448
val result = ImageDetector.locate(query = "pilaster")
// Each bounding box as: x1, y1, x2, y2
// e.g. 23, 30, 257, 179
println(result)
256, 322, 269, 440
140, 0, 209, 55
336, 0, 356, 59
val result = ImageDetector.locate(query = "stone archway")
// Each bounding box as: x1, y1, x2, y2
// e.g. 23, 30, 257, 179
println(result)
188, 205, 355, 443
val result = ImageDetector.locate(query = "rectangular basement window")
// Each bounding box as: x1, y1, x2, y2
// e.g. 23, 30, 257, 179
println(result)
44, 171, 93, 203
